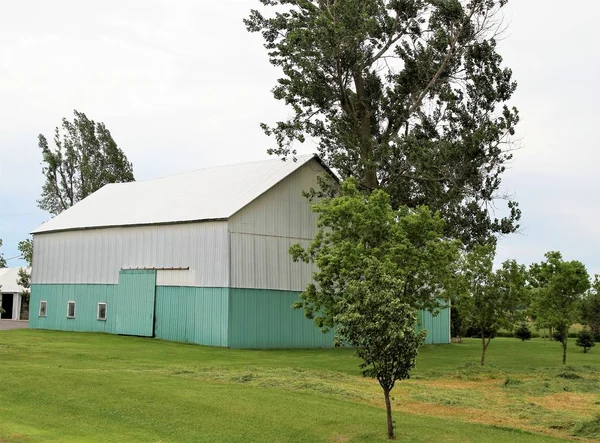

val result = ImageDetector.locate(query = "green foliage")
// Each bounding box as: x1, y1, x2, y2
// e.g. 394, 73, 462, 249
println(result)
514, 322, 532, 341
290, 178, 459, 438
246, 0, 520, 246
17, 238, 32, 301
38, 110, 135, 215
0, 238, 6, 268
529, 252, 590, 364
581, 276, 600, 341
575, 330, 595, 353
455, 244, 527, 364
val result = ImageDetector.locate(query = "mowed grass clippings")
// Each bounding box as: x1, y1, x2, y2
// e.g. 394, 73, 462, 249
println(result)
0, 330, 597, 442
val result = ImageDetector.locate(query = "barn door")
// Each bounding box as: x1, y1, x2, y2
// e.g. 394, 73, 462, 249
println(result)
115, 270, 156, 337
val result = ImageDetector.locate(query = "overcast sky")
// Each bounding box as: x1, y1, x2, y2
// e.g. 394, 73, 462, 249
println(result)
1, 1, 599, 273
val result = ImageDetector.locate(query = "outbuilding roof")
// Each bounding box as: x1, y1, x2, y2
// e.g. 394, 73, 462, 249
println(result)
32, 154, 329, 234
0, 267, 29, 294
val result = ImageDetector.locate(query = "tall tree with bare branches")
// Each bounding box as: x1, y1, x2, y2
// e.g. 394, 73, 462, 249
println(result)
246, 0, 519, 245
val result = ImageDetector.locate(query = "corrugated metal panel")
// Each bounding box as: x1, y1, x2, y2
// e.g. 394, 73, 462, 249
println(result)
115, 270, 156, 337
417, 307, 451, 344
230, 233, 315, 291
29, 284, 118, 333
32, 155, 321, 234
32, 221, 229, 286
228, 288, 334, 349
228, 159, 328, 239
154, 287, 228, 347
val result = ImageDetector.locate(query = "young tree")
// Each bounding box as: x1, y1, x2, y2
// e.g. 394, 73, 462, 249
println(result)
457, 244, 527, 365
576, 329, 595, 353
529, 252, 590, 365
581, 276, 600, 341
514, 322, 532, 341
17, 238, 33, 318
38, 110, 135, 215
245, 0, 520, 246
290, 179, 460, 439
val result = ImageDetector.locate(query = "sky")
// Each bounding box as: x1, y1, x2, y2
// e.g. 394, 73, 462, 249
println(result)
1, 1, 599, 273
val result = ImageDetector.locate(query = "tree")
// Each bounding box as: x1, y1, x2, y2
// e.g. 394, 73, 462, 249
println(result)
0, 238, 6, 268
514, 322, 532, 341
38, 110, 135, 215
456, 244, 526, 365
290, 179, 460, 439
17, 238, 33, 319
581, 276, 600, 341
576, 329, 595, 353
529, 252, 590, 365
245, 0, 520, 246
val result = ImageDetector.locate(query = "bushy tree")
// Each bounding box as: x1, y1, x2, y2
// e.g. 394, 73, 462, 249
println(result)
290, 179, 459, 439
38, 110, 135, 215
529, 252, 590, 365
456, 244, 527, 365
246, 0, 520, 246
576, 330, 595, 353
17, 238, 33, 319
514, 322, 532, 341
581, 277, 600, 341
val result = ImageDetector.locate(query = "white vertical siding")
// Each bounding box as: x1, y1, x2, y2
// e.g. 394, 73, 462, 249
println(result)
229, 159, 328, 291
32, 221, 229, 286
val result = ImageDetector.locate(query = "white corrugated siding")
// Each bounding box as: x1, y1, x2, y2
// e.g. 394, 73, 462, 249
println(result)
229, 159, 327, 291
32, 221, 229, 286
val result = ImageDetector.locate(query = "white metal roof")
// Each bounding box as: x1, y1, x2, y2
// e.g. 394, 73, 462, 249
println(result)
0, 267, 29, 294
32, 154, 324, 234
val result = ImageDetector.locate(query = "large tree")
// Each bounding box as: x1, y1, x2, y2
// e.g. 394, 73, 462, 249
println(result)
529, 252, 590, 365
246, 0, 520, 245
17, 238, 33, 304
457, 243, 527, 365
290, 179, 459, 439
38, 110, 135, 215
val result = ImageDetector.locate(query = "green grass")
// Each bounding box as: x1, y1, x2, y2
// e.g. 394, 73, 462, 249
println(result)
1, 330, 598, 442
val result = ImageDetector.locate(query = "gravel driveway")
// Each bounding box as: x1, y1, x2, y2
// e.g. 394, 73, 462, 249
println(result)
0, 320, 28, 330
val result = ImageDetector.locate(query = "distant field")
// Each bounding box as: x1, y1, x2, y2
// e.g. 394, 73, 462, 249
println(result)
0, 330, 598, 442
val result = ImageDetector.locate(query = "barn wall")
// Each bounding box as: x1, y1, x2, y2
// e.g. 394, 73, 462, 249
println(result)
154, 287, 229, 347
229, 159, 329, 291
417, 307, 451, 345
32, 221, 229, 287
227, 288, 334, 349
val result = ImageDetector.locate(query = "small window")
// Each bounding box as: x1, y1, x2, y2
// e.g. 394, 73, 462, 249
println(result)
97, 303, 107, 321
67, 301, 76, 319
39, 301, 47, 317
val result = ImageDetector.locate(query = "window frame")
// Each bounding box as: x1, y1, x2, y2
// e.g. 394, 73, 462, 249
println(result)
67, 301, 76, 319
97, 302, 107, 321
39, 300, 47, 317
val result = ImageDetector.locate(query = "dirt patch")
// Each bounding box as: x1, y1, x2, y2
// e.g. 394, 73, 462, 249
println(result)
531, 393, 600, 416
0, 321, 28, 331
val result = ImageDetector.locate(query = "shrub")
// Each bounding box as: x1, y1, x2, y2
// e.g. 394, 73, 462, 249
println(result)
514, 322, 532, 341
576, 330, 596, 353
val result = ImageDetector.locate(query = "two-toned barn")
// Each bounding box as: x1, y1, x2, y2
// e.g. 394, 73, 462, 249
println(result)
29, 155, 450, 347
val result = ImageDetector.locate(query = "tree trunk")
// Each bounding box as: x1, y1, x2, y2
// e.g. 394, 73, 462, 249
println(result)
562, 339, 567, 365
383, 388, 395, 440
480, 333, 488, 366
352, 71, 378, 190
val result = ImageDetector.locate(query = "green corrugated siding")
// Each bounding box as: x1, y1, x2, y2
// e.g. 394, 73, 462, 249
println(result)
228, 288, 334, 349
154, 287, 228, 347
417, 307, 451, 344
29, 284, 118, 332
115, 270, 156, 337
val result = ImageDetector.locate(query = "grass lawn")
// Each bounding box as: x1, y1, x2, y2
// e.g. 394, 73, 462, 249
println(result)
0, 330, 598, 442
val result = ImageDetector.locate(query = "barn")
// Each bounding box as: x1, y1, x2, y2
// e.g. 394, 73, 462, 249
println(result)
29, 155, 450, 348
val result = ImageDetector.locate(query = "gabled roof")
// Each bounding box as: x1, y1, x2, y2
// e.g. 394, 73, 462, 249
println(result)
32, 154, 330, 234
0, 267, 29, 294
